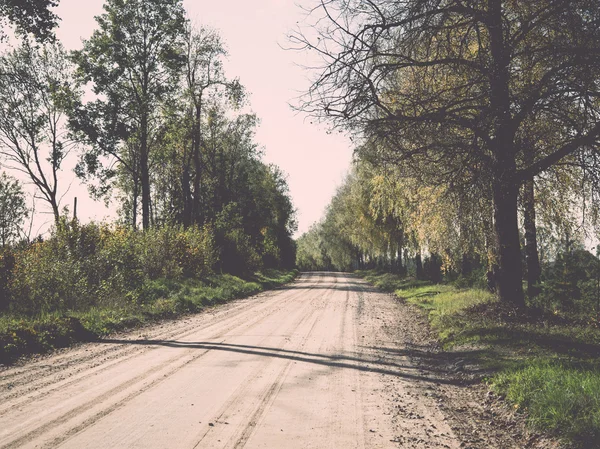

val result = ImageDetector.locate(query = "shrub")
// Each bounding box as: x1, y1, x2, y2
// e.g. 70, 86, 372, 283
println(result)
6, 221, 217, 315
0, 248, 15, 311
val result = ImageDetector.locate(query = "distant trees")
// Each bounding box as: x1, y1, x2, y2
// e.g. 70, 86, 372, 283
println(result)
294, 0, 600, 307
298, 157, 495, 277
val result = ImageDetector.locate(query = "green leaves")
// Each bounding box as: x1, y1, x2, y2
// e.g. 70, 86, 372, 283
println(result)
0, 0, 59, 43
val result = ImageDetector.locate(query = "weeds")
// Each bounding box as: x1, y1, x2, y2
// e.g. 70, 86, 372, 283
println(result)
493, 360, 600, 445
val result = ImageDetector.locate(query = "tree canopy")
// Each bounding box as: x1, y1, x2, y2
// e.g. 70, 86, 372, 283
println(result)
293, 0, 600, 306
0, 0, 59, 42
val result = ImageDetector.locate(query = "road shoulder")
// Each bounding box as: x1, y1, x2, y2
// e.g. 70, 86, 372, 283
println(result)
354, 276, 563, 449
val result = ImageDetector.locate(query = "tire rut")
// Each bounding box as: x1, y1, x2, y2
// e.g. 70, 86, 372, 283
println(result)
191, 275, 337, 449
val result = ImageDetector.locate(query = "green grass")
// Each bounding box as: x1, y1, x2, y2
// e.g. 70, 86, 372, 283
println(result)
354, 269, 432, 292
494, 360, 600, 445
0, 269, 298, 365
356, 269, 600, 448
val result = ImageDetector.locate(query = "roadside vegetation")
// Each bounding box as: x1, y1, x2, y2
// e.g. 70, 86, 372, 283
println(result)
356, 269, 600, 448
0, 269, 296, 364
0, 218, 297, 363
0, 1, 297, 364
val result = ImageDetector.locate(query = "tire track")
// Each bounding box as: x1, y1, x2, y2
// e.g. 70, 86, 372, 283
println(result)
227, 314, 322, 449
193, 277, 333, 449
227, 275, 338, 449
0, 274, 312, 388
44, 285, 324, 449
348, 281, 367, 449
0, 274, 316, 386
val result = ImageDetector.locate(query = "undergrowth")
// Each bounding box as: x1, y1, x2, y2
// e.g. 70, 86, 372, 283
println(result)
0, 269, 297, 365
356, 269, 600, 448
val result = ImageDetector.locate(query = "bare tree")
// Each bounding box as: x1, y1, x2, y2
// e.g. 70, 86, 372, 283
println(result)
0, 41, 79, 224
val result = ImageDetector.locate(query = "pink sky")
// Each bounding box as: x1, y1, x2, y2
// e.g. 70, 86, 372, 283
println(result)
49, 0, 353, 236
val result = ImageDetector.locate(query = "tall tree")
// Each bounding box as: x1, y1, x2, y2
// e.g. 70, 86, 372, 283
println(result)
0, 41, 78, 223
183, 26, 242, 227
73, 0, 187, 229
294, 0, 600, 307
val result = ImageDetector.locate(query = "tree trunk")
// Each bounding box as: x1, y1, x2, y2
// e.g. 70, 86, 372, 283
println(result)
487, 0, 525, 308
396, 240, 404, 274
492, 177, 525, 307
132, 179, 139, 230
140, 113, 151, 230
523, 177, 541, 298
181, 159, 192, 227
192, 103, 202, 225
461, 253, 473, 276
50, 195, 60, 225
415, 251, 423, 280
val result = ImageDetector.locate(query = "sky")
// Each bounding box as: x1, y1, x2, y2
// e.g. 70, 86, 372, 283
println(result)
44, 0, 353, 237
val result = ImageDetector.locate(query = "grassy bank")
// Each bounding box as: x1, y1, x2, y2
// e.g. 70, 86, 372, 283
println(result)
356, 269, 600, 448
0, 269, 297, 365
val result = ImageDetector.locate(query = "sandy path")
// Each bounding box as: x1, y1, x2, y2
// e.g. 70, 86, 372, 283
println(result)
0, 272, 549, 449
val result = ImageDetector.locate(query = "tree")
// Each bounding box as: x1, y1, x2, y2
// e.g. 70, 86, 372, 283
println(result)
293, 0, 600, 307
0, 41, 79, 223
73, 0, 187, 230
0, 0, 59, 42
183, 26, 242, 227
0, 172, 27, 247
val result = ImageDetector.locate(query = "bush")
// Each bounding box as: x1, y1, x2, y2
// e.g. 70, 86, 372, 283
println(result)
6, 221, 217, 315
0, 248, 15, 311
136, 224, 215, 280
537, 249, 600, 317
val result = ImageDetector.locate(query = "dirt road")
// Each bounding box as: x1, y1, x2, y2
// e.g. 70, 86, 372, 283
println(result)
0, 273, 555, 449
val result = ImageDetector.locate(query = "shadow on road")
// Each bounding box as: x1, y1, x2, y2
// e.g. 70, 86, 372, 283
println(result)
99, 338, 473, 386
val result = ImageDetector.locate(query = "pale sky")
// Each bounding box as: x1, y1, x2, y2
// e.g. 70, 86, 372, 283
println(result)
46, 0, 352, 237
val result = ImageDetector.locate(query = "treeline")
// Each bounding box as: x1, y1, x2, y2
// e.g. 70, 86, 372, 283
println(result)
293, 0, 600, 311
0, 0, 296, 316
297, 157, 600, 315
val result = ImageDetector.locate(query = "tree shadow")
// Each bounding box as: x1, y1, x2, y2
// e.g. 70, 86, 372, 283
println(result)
458, 326, 600, 359
98, 338, 475, 386
369, 343, 503, 378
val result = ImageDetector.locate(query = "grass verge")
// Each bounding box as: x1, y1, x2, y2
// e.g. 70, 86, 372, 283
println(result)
355, 269, 600, 448
0, 269, 298, 365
